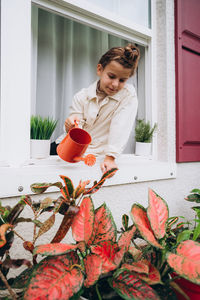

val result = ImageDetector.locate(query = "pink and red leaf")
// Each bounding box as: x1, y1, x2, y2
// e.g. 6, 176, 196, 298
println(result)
118, 225, 136, 252
111, 270, 160, 299
71, 197, 94, 243
24, 252, 83, 300
87, 203, 117, 246
131, 204, 163, 249
147, 189, 169, 239
84, 254, 102, 287
121, 261, 149, 275
73, 180, 90, 199
34, 243, 78, 256
167, 240, 200, 284
91, 241, 122, 273
137, 262, 161, 285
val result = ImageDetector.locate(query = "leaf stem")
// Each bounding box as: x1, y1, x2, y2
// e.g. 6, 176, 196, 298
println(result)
95, 283, 102, 300
0, 269, 17, 300
13, 229, 26, 242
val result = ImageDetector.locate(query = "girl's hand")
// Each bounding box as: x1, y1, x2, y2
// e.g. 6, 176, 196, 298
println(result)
101, 155, 117, 173
65, 115, 80, 132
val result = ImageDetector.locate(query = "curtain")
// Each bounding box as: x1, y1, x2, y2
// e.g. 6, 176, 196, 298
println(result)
31, 6, 137, 153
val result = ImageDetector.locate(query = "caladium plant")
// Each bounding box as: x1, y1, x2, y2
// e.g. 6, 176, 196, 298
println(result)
185, 188, 200, 241
1, 178, 199, 300
0, 168, 117, 300
128, 188, 200, 300
24, 196, 160, 300
24, 189, 200, 300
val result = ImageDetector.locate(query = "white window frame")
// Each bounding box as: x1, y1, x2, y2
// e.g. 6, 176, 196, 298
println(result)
0, 0, 176, 198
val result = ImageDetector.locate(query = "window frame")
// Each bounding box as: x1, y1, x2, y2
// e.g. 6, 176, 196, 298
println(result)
0, 0, 177, 198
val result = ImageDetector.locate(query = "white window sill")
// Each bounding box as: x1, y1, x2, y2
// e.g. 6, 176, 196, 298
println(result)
0, 155, 176, 198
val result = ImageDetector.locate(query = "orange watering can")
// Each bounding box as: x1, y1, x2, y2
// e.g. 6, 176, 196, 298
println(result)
57, 121, 96, 166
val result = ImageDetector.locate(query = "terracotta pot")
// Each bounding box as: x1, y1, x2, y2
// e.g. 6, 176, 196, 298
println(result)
57, 127, 91, 163
171, 273, 200, 300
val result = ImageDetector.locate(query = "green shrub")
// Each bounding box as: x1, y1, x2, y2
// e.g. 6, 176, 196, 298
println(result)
135, 119, 157, 143
30, 115, 58, 140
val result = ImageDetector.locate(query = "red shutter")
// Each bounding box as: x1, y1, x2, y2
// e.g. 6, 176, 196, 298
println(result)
175, 0, 200, 162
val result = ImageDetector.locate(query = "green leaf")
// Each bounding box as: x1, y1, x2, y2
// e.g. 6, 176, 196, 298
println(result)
60, 175, 74, 197
186, 194, 200, 203
177, 230, 193, 244
193, 222, 200, 240
30, 182, 62, 194
190, 189, 200, 194
11, 268, 34, 289
30, 115, 58, 140
122, 214, 129, 231
135, 119, 157, 143
6, 201, 26, 225
36, 214, 55, 239
192, 206, 200, 219
83, 168, 118, 195
51, 206, 79, 243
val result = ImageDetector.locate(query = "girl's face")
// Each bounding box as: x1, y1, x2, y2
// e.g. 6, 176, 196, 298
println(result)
97, 61, 132, 96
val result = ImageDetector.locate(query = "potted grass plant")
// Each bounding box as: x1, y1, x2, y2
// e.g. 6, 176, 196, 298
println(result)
135, 119, 157, 156
30, 115, 58, 159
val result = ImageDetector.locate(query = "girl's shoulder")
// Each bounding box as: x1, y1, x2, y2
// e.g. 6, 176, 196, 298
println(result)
124, 83, 137, 96
74, 81, 97, 100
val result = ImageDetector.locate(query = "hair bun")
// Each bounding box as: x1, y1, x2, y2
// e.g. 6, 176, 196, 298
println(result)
124, 44, 138, 60
124, 48, 133, 59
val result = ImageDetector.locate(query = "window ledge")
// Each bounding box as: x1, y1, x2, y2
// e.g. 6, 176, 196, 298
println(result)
0, 155, 176, 198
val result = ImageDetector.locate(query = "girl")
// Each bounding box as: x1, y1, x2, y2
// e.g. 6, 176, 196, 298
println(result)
59, 44, 140, 172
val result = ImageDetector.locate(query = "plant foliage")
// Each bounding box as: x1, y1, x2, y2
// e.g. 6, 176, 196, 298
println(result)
185, 188, 200, 241
0, 174, 199, 300
0, 169, 117, 299
135, 119, 157, 143
30, 115, 58, 140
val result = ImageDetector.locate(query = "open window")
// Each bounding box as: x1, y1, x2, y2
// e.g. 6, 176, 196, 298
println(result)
0, 0, 176, 198
31, 5, 146, 154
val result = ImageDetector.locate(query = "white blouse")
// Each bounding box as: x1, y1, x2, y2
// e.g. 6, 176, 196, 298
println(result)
57, 80, 138, 158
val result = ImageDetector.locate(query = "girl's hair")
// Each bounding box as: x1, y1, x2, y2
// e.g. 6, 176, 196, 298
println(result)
98, 44, 140, 76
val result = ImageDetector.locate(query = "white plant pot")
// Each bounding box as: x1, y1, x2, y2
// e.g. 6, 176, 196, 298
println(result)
30, 139, 50, 159
135, 142, 152, 156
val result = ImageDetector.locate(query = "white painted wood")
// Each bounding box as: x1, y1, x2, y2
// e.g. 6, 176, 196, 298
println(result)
32, 0, 152, 46
0, 155, 177, 198
0, 0, 31, 166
